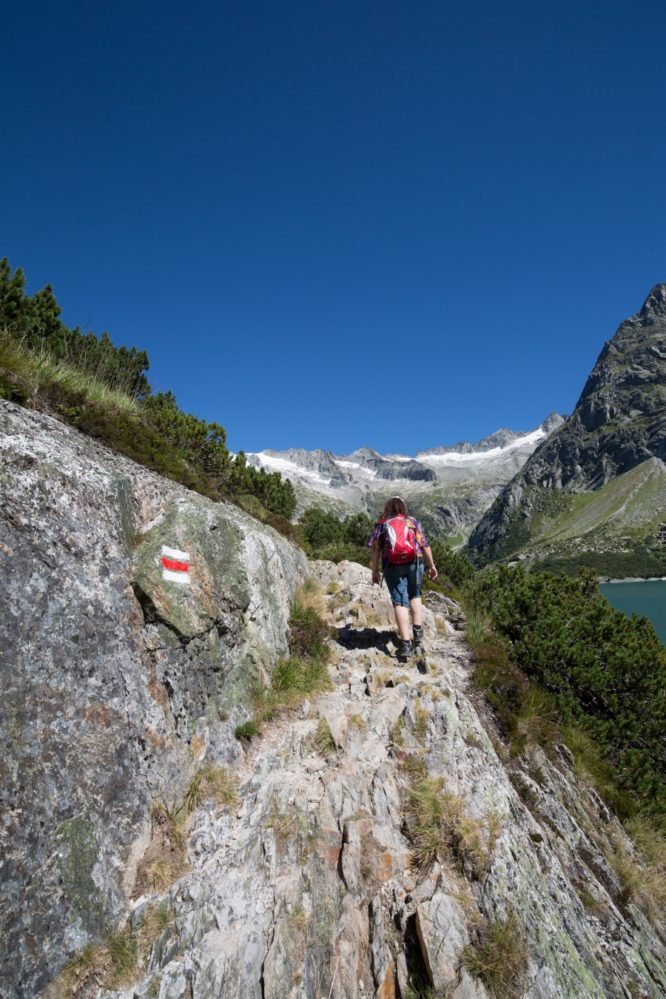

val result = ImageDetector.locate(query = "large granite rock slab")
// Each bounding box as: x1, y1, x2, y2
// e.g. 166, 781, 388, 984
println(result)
0, 400, 306, 998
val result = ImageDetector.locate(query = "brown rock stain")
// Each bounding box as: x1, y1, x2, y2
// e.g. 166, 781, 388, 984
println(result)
327, 844, 342, 870
147, 669, 169, 712
146, 726, 166, 751
82, 704, 111, 727
377, 966, 396, 999
377, 851, 395, 882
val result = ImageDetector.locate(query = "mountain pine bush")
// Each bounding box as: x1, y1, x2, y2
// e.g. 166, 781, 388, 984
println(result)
468, 565, 666, 816
0, 258, 295, 519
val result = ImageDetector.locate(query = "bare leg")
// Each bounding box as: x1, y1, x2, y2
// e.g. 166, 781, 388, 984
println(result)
410, 597, 423, 627
394, 604, 411, 640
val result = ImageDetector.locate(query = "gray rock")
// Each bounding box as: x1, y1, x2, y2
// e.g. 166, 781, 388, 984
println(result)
0, 400, 306, 998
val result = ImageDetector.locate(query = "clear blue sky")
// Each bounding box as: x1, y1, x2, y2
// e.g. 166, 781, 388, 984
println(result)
3, 1, 665, 453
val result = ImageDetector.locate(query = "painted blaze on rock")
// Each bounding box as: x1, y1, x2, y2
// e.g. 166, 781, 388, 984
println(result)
160, 544, 191, 582
133, 499, 251, 640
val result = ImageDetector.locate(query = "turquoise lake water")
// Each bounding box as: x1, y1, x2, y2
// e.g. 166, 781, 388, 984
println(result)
599, 579, 666, 645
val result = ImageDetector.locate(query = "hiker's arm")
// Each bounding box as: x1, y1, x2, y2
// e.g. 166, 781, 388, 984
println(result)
422, 545, 438, 581
371, 542, 381, 584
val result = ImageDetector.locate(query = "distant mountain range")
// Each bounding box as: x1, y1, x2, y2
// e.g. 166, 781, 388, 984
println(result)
251, 285, 666, 576
248, 414, 564, 540
469, 284, 666, 576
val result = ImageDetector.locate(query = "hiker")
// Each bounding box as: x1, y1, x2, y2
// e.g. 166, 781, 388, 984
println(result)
368, 496, 438, 661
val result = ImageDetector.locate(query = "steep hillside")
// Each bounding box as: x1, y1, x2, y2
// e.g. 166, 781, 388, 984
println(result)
469, 285, 666, 572
249, 415, 563, 541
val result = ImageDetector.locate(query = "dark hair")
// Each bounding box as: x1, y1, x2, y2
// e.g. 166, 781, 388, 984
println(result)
382, 495, 408, 519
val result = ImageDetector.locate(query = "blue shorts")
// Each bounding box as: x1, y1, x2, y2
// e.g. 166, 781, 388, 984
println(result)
383, 560, 425, 607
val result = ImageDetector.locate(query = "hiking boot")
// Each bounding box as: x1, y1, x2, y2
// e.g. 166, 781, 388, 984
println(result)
396, 638, 412, 662
412, 625, 424, 654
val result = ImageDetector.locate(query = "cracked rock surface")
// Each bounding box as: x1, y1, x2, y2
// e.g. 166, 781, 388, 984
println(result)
99, 562, 665, 999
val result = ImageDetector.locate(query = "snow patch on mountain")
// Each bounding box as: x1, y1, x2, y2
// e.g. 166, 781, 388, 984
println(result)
415, 427, 547, 465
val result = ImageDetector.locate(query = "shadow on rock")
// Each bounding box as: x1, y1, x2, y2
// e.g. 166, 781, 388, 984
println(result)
336, 625, 395, 653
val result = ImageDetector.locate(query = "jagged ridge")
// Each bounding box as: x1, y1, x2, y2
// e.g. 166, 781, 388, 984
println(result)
469, 284, 666, 570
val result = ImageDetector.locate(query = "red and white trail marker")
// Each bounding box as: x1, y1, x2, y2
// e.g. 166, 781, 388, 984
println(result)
160, 545, 191, 584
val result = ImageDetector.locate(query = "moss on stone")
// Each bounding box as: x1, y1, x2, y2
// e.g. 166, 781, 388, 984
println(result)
54, 814, 106, 932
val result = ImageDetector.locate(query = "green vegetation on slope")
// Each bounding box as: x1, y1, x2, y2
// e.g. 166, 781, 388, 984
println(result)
298, 507, 374, 564
466, 565, 666, 817
0, 258, 296, 519
472, 459, 666, 577
529, 460, 666, 576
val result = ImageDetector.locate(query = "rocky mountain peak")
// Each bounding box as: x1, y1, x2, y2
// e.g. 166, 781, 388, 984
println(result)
541, 411, 566, 434
469, 285, 666, 566
638, 282, 666, 321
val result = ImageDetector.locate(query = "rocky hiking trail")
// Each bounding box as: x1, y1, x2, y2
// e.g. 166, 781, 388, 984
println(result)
93, 560, 666, 999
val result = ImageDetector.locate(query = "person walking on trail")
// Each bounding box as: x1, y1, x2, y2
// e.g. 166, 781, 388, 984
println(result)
368, 497, 438, 661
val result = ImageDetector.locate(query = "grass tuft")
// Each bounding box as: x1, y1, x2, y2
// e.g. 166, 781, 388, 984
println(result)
606, 818, 666, 925
234, 720, 259, 741
403, 759, 499, 876
182, 764, 238, 813
462, 912, 528, 999
240, 590, 333, 738
314, 717, 337, 756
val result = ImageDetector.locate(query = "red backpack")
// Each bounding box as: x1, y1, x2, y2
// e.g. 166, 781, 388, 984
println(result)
383, 516, 417, 565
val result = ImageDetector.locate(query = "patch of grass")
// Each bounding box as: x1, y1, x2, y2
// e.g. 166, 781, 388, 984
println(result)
234, 720, 259, 741
288, 604, 330, 660
140, 902, 175, 943
606, 819, 666, 924
326, 581, 340, 595
55, 944, 105, 997
464, 606, 494, 646
143, 857, 175, 893
391, 714, 406, 746
135, 767, 237, 897
405, 768, 495, 876
468, 626, 559, 759
462, 912, 529, 999
562, 725, 636, 820
348, 713, 366, 729
106, 926, 139, 988
314, 717, 337, 756
147, 975, 162, 999
578, 886, 601, 912
53, 904, 175, 998
0, 334, 141, 412
182, 764, 237, 812
293, 579, 328, 619
236, 593, 333, 739
405, 986, 439, 999
414, 701, 430, 743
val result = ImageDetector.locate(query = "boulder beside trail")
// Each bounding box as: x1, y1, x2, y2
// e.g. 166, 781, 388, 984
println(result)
0, 399, 306, 999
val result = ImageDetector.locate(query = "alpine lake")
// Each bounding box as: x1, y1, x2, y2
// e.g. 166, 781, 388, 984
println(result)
599, 579, 666, 645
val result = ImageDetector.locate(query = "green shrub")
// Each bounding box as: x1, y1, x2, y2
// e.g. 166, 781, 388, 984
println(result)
314, 542, 371, 566
234, 720, 259, 741
467, 566, 666, 815
298, 508, 374, 565
428, 539, 476, 588
288, 602, 330, 660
